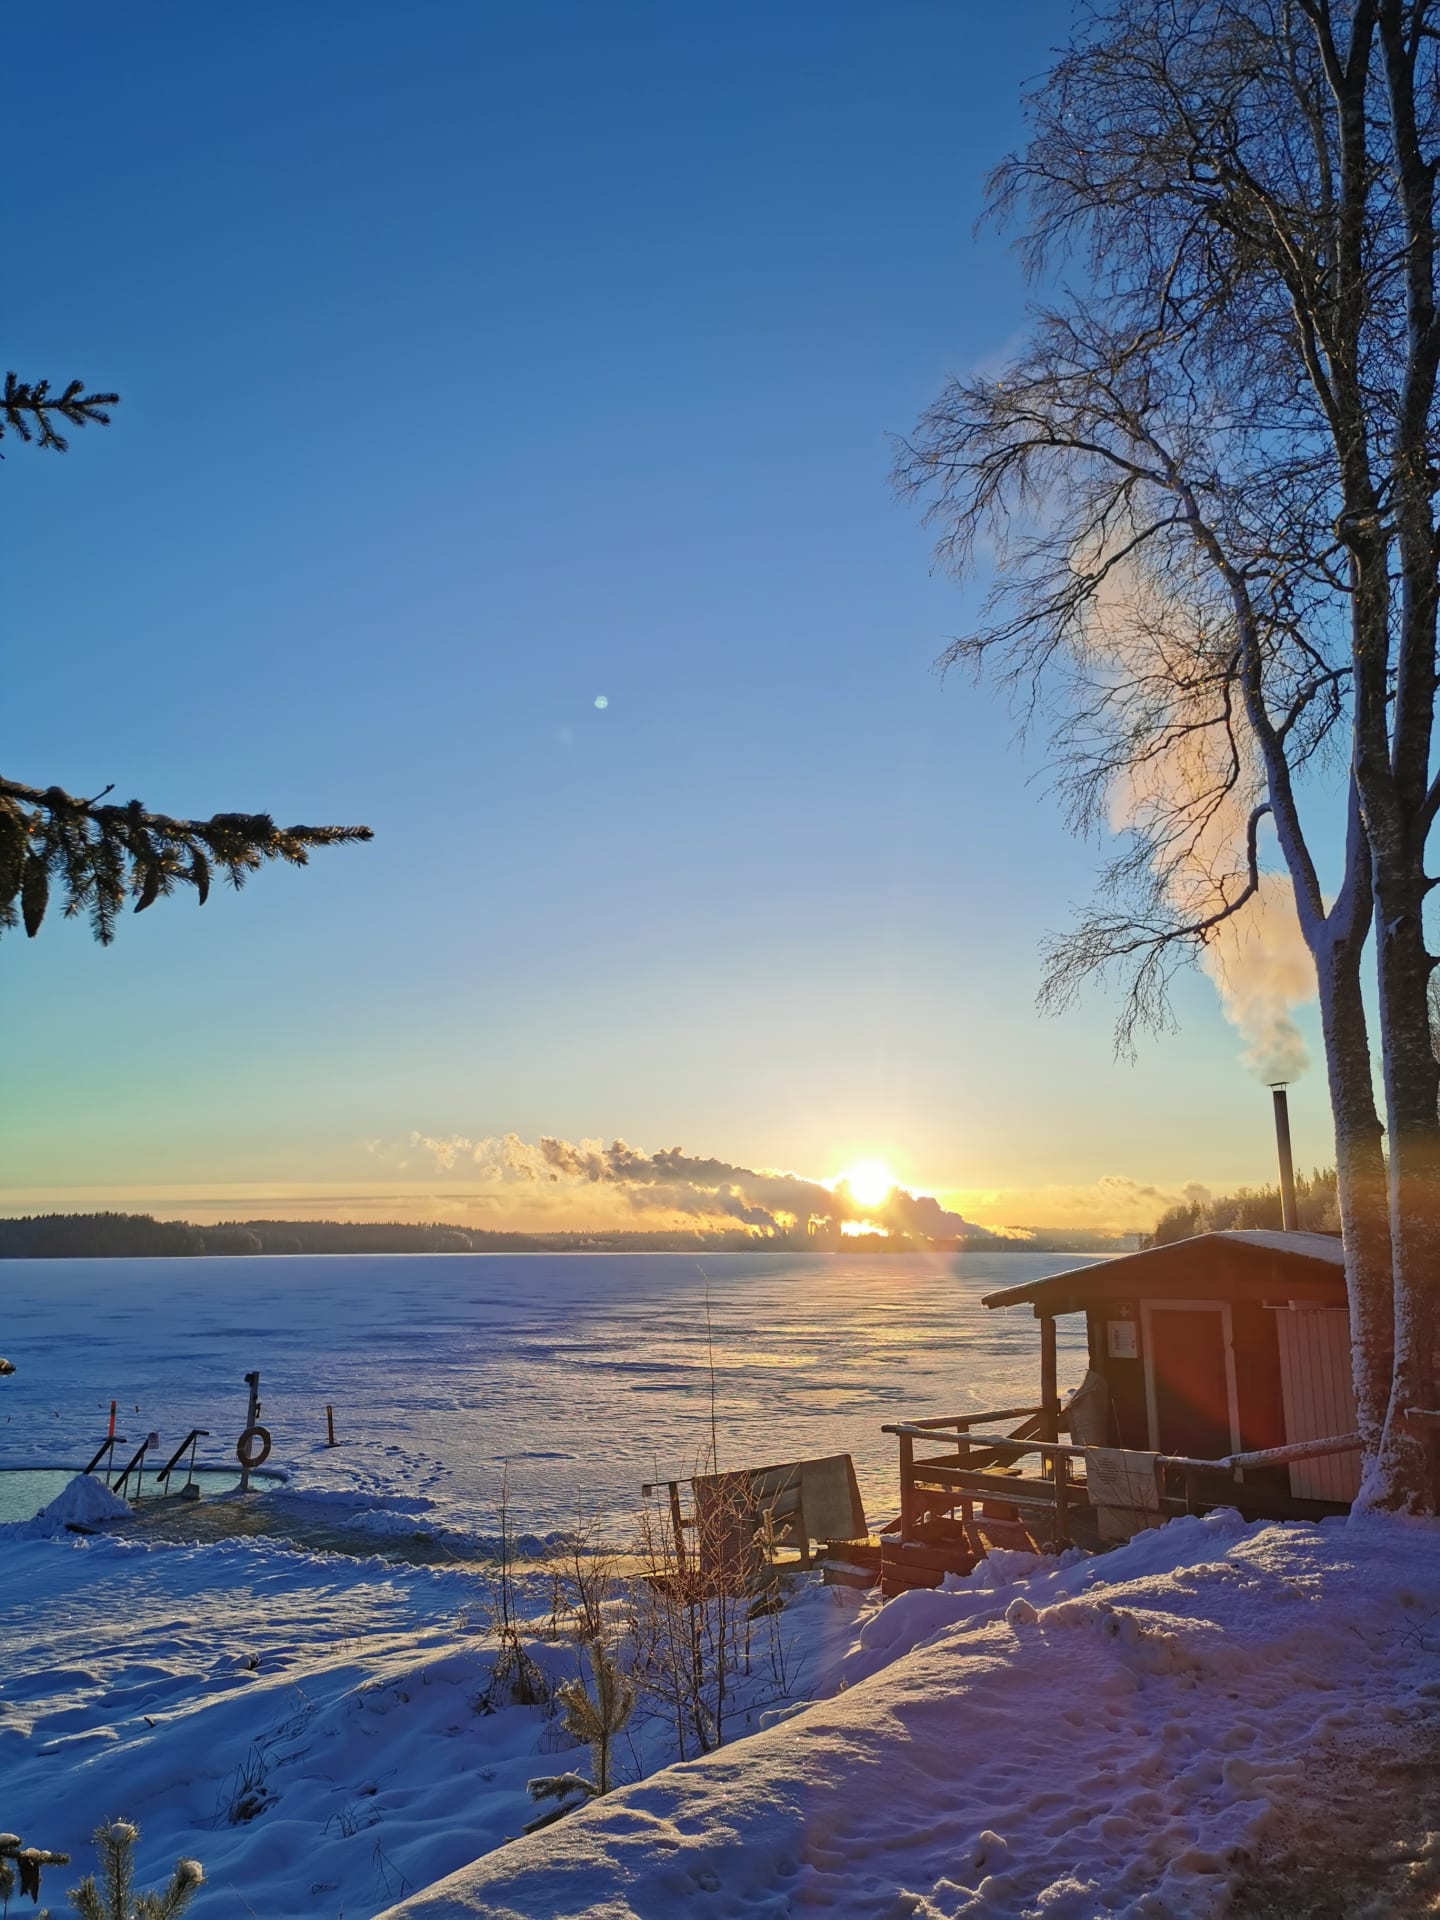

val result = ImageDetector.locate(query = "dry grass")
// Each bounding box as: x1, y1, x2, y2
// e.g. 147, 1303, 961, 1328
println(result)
1227, 1728, 1440, 1917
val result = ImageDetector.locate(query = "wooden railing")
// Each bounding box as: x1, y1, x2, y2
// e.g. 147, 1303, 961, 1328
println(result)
882, 1408, 1084, 1543
885, 1414, 1377, 1549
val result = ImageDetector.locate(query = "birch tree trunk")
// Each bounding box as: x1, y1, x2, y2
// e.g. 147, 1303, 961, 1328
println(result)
1315, 938, 1394, 1466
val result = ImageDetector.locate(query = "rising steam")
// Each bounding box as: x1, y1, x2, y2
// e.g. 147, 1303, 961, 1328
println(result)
405, 1131, 991, 1240
1092, 557, 1314, 1083
1198, 876, 1311, 1083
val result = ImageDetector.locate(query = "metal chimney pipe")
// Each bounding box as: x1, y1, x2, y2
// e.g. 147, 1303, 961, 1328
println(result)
1271, 1085, 1298, 1231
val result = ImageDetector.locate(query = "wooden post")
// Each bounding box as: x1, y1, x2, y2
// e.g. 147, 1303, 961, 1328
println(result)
239, 1371, 261, 1494
955, 1417, 975, 1535
899, 1432, 917, 1540
1054, 1454, 1071, 1545
667, 1480, 687, 1575
326, 1404, 337, 1447
1039, 1314, 1059, 1443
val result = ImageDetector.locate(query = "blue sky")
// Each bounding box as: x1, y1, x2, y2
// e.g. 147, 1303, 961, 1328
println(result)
1, 2, 1335, 1230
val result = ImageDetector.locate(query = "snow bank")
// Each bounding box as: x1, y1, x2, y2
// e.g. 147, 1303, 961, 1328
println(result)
0, 1528, 860, 1920
379, 1512, 1440, 1920
6, 1493, 1436, 1919
22, 1472, 131, 1536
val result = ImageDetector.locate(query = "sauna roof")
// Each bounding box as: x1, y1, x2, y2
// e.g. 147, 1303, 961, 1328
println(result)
980, 1229, 1346, 1314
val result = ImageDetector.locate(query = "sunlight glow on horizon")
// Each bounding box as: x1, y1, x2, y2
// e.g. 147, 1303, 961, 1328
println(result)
832, 1160, 898, 1209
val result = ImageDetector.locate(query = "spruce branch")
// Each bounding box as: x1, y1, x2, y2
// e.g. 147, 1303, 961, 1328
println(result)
2, 364, 375, 946
2, 373, 117, 453
0, 1831, 70, 1910
0, 777, 372, 945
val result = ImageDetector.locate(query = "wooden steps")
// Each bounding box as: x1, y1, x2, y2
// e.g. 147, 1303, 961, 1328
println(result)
818, 1538, 881, 1590
878, 1515, 1043, 1596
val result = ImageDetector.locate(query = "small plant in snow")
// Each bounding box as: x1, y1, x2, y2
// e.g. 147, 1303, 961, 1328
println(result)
525, 1633, 636, 1829
69, 1822, 202, 1920
479, 1466, 549, 1712
3, 1822, 202, 1920
219, 1745, 273, 1825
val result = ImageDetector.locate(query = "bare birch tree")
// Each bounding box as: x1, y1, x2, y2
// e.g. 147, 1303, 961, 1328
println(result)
898, 0, 1440, 1509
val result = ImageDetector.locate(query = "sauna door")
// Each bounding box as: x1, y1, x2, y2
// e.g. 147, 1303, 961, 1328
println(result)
1141, 1300, 1240, 1460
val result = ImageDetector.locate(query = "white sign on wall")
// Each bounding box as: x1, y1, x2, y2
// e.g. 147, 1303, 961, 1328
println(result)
1106, 1319, 1138, 1360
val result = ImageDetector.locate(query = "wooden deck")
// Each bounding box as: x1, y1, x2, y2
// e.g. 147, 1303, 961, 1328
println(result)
880, 1403, 1366, 1583
878, 1403, 1098, 1591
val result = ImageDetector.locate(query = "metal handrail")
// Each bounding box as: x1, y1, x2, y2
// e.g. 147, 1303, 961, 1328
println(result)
84, 1434, 121, 1477
156, 1428, 209, 1493
110, 1435, 154, 1501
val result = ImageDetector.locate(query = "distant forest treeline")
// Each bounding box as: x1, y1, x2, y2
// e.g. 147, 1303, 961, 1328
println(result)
1143, 1168, 1340, 1247
0, 1211, 1137, 1258
0, 1212, 658, 1257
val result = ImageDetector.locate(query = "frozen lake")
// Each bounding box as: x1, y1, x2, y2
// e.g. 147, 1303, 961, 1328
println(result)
0, 1251, 1094, 1537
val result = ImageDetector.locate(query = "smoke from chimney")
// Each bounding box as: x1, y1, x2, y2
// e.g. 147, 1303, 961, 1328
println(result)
1202, 876, 1312, 1085
1093, 558, 1316, 1087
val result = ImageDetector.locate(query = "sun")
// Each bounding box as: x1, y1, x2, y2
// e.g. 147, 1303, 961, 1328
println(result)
836, 1159, 897, 1209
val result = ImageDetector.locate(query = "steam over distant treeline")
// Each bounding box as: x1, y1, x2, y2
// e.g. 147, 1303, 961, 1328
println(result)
0, 1212, 1139, 1258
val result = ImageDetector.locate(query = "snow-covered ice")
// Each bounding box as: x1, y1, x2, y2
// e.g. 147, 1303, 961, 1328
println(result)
0, 1251, 1090, 1532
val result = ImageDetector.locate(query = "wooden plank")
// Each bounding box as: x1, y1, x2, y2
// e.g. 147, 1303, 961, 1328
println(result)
894, 1428, 1090, 1460
823, 1561, 879, 1590
911, 1463, 1080, 1506
882, 1407, 1041, 1435
882, 1541, 976, 1575
1218, 1431, 1362, 1469
880, 1569, 944, 1595
1273, 1310, 1361, 1502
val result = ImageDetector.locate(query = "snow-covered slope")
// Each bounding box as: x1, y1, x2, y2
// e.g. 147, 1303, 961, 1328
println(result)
0, 1521, 862, 1919
380, 1513, 1440, 1920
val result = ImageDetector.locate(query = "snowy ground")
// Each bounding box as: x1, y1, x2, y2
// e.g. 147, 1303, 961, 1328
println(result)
1, 1250, 1091, 1917
0, 1510, 864, 1918
4, 1502, 1437, 1919
380, 1512, 1440, 1920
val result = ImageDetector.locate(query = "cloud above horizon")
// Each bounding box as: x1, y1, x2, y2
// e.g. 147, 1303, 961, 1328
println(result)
398, 1131, 995, 1239
946, 1174, 1214, 1234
